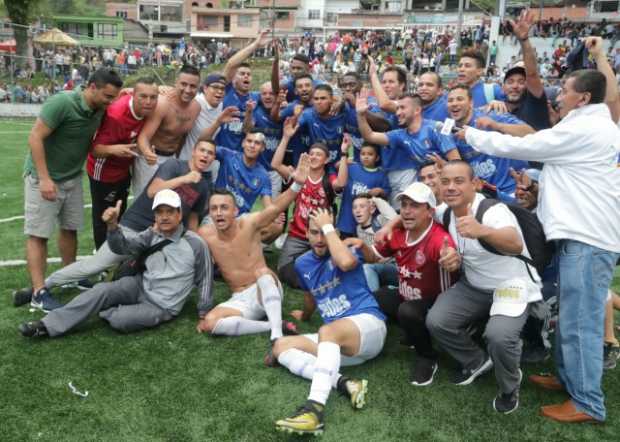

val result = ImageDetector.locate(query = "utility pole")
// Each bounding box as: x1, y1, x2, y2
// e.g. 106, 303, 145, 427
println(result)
457, 0, 464, 49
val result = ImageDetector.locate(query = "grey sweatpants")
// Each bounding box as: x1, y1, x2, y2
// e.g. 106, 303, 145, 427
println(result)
45, 225, 138, 289
42, 276, 173, 336
426, 279, 528, 394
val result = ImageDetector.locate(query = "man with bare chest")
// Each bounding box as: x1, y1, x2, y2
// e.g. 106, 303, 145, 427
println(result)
196, 154, 310, 342
134, 65, 202, 195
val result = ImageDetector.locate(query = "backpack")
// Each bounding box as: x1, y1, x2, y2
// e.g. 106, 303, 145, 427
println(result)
442, 198, 555, 281
111, 230, 185, 280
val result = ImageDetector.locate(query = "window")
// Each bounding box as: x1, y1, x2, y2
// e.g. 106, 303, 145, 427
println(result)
192, 2, 199, 6
161, 5, 182, 22
139, 5, 159, 21
97, 23, 118, 38
308, 9, 320, 20
224, 15, 231, 32
276, 11, 290, 20
60, 23, 82, 36
206, 2, 213, 7
115, 11, 128, 19
325, 12, 337, 24
238, 14, 252, 28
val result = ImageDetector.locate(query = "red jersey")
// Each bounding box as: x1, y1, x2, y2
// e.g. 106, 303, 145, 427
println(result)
87, 94, 144, 183
289, 174, 336, 240
373, 221, 458, 302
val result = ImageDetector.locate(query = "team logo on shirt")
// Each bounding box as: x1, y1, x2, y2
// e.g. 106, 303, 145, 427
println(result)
303, 272, 311, 280
415, 250, 426, 266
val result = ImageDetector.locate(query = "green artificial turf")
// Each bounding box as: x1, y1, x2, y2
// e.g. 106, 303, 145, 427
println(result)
0, 117, 619, 442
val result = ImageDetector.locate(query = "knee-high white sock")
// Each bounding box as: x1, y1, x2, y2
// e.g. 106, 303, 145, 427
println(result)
308, 342, 341, 406
278, 348, 317, 381
257, 274, 283, 340
211, 317, 270, 336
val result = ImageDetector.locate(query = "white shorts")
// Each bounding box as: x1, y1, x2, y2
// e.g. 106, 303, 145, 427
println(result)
217, 278, 283, 320
304, 313, 387, 366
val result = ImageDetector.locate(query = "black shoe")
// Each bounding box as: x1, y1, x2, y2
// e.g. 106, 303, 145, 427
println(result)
410, 356, 438, 387
453, 357, 493, 386
493, 389, 520, 414
19, 320, 48, 338
12, 287, 33, 307
521, 345, 551, 364
30, 287, 63, 313
604, 343, 620, 370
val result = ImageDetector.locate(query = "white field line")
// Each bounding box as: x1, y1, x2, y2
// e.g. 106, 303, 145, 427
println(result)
0, 196, 134, 224
0, 255, 91, 268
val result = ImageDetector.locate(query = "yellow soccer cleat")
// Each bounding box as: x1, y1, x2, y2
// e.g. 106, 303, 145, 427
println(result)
275, 401, 325, 436
337, 377, 368, 410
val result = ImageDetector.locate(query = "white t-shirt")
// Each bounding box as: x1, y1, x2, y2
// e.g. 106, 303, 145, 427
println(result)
179, 93, 222, 161
435, 193, 542, 302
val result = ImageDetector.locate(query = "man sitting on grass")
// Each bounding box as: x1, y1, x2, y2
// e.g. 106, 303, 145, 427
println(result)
269, 208, 387, 436
19, 189, 213, 337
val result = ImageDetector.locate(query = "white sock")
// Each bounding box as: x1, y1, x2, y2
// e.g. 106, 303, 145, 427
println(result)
308, 342, 341, 406
257, 274, 283, 340
211, 317, 270, 336
279, 348, 343, 387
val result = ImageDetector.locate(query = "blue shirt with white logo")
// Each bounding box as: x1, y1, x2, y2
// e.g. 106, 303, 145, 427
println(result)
215, 146, 271, 214
336, 164, 391, 234
384, 119, 457, 172
215, 83, 260, 151
252, 102, 283, 171
454, 109, 528, 198
295, 247, 386, 323
280, 100, 311, 167
298, 107, 347, 168
344, 102, 365, 163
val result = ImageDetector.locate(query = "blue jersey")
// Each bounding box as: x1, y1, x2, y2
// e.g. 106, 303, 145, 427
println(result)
344, 102, 365, 163
384, 119, 457, 172
280, 100, 311, 167
252, 102, 283, 171
336, 164, 390, 234
215, 83, 260, 151
471, 81, 506, 107
298, 107, 347, 167
454, 109, 528, 197
215, 146, 271, 214
422, 95, 449, 122
295, 247, 386, 323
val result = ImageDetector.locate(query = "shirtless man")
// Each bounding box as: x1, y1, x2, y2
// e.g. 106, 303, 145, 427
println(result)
133, 64, 202, 195
195, 154, 310, 342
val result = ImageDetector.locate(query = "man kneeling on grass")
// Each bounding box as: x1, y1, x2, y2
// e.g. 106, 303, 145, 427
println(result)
268, 208, 387, 436
19, 189, 213, 338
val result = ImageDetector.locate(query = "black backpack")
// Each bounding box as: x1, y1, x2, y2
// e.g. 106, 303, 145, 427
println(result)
442, 198, 555, 281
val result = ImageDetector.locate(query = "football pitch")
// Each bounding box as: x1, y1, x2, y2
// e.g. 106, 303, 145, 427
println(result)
0, 117, 618, 441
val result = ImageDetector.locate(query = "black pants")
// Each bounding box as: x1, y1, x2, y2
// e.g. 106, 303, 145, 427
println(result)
89, 176, 130, 250
374, 287, 436, 360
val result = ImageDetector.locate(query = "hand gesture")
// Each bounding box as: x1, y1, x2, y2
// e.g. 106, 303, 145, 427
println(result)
484, 100, 508, 114
184, 170, 202, 184
453, 127, 468, 141
341, 133, 352, 155
276, 88, 287, 104
254, 30, 270, 48
141, 145, 158, 165
39, 178, 58, 201
309, 207, 334, 230
426, 153, 447, 172
584, 36, 604, 59
455, 204, 485, 239
113, 143, 139, 159
374, 224, 393, 244
218, 106, 240, 124
245, 99, 256, 114
438, 236, 461, 272
329, 95, 343, 117
509, 8, 535, 41
343, 237, 364, 249
291, 153, 310, 185
475, 116, 498, 131
283, 117, 299, 139
102, 200, 122, 226
368, 56, 378, 77
355, 91, 369, 115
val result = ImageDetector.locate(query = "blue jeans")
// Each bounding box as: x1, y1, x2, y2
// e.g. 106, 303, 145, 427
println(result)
554, 240, 618, 421
364, 262, 398, 292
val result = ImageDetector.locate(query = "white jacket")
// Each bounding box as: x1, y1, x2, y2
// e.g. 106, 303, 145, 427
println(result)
465, 103, 620, 253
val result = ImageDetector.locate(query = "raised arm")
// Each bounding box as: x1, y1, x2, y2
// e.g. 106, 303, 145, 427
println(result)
510, 9, 544, 98
198, 106, 239, 142
333, 135, 351, 191
242, 99, 256, 134
455, 205, 523, 255
310, 208, 358, 272
271, 117, 297, 180
356, 92, 390, 146
368, 57, 397, 113
223, 30, 270, 82
585, 36, 620, 123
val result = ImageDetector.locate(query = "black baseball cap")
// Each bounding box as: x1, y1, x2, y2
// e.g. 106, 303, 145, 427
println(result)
504, 65, 526, 82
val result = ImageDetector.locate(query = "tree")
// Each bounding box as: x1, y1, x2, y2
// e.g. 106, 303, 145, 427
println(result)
3, 0, 43, 68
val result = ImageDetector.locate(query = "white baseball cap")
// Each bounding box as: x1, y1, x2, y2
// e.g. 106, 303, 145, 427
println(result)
152, 189, 182, 210
396, 182, 437, 209
490, 278, 529, 317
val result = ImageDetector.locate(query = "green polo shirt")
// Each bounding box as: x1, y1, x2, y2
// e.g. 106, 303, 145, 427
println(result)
24, 89, 104, 182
